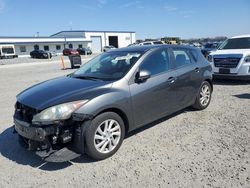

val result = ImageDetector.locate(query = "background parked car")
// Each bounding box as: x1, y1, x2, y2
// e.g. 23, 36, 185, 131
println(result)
138, 41, 163, 46
103, 45, 116, 52
63, 48, 79, 56
192, 42, 202, 48
77, 47, 92, 55
30, 50, 52, 59
208, 34, 250, 80
201, 42, 220, 58
0, 44, 18, 59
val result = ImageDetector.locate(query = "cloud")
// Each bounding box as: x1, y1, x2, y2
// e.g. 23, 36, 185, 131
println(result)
81, 4, 96, 10
164, 6, 178, 12
137, 5, 144, 9
97, 0, 108, 8
179, 10, 194, 18
80, 0, 108, 10
98, 0, 107, 4
164, 5, 194, 18
120, 1, 140, 8
0, 0, 5, 13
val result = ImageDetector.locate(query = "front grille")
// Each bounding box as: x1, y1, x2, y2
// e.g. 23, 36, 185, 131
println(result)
214, 57, 241, 68
15, 102, 39, 123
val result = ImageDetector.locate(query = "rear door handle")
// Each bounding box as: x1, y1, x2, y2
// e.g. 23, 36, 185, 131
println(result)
194, 67, 200, 73
167, 77, 176, 84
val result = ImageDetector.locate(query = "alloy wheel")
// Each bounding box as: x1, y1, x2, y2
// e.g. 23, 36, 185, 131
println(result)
199, 84, 211, 106
94, 119, 121, 154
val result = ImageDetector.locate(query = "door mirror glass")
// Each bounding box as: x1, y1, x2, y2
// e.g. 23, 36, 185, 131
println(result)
135, 70, 151, 83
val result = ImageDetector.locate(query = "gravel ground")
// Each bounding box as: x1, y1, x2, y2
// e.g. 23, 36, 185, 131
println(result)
0, 54, 97, 66
0, 61, 249, 188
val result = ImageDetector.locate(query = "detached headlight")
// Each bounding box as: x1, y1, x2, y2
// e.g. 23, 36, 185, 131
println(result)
32, 100, 88, 124
207, 55, 213, 62
244, 55, 250, 63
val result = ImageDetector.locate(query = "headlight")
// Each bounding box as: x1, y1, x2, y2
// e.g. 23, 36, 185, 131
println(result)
244, 55, 250, 63
207, 55, 213, 62
32, 100, 88, 124
43, 53, 48, 56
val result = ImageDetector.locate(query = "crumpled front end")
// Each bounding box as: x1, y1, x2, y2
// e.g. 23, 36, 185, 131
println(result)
13, 101, 86, 162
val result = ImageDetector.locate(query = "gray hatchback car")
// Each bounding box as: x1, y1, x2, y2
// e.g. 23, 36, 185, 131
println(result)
14, 45, 213, 160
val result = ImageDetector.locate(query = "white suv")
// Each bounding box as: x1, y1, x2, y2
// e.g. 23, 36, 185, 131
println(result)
208, 35, 250, 80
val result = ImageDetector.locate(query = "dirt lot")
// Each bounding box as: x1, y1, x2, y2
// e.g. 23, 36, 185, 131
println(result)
0, 61, 249, 188
0, 54, 96, 66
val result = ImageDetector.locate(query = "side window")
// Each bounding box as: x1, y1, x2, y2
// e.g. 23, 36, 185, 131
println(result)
140, 49, 170, 76
189, 49, 199, 62
172, 49, 192, 68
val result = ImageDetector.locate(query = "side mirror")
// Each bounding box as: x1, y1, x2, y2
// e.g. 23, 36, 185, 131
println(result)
135, 70, 151, 83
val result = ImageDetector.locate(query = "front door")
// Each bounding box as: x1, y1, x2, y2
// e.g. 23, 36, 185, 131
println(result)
129, 48, 177, 128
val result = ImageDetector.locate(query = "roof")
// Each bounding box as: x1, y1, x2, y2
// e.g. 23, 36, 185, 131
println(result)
231, 34, 250, 39
0, 36, 91, 44
108, 44, 197, 53
51, 30, 136, 37
0, 36, 81, 39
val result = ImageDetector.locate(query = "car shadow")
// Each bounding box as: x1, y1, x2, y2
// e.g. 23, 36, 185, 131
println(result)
126, 108, 188, 138
213, 79, 250, 86
0, 108, 193, 170
0, 127, 96, 171
233, 93, 250, 99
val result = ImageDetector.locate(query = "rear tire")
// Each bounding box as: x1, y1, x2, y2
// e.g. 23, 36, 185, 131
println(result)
85, 112, 125, 160
192, 81, 212, 110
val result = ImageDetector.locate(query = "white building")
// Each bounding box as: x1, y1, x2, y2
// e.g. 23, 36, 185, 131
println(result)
51, 30, 136, 53
0, 30, 136, 57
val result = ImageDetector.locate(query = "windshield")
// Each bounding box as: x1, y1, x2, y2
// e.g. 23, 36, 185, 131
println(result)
218, 37, 250, 50
72, 51, 142, 81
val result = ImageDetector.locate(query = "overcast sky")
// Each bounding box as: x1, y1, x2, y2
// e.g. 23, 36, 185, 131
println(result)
0, 0, 249, 39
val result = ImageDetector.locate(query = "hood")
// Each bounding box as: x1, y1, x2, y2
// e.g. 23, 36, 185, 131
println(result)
17, 76, 112, 110
210, 49, 250, 56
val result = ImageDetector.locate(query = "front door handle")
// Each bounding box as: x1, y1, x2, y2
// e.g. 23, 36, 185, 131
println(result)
194, 67, 200, 73
167, 77, 176, 84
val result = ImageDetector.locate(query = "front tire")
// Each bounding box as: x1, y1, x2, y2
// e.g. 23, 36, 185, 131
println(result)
192, 81, 212, 110
85, 112, 125, 160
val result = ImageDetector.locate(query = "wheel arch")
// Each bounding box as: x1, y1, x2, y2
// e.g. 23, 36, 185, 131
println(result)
94, 108, 130, 134
204, 78, 213, 92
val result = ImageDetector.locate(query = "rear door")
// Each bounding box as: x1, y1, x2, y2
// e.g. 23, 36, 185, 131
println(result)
129, 48, 178, 128
170, 47, 203, 109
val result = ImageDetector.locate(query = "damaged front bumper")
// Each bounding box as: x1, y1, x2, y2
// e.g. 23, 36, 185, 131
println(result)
13, 116, 88, 162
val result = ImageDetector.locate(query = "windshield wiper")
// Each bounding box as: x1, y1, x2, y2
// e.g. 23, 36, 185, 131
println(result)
72, 75, 104, 81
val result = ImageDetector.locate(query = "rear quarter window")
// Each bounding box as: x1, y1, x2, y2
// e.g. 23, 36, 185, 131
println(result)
189, 49, 199, 62
172, 49, 193, 68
